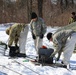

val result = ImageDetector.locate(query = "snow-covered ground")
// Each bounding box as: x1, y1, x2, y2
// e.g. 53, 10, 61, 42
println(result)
0, 23, 76, 75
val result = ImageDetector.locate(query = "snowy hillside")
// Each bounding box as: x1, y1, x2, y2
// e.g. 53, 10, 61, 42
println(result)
0, 23, 76, 75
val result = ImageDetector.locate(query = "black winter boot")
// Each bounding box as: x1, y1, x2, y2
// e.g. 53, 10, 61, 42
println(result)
17, 53, 26, 57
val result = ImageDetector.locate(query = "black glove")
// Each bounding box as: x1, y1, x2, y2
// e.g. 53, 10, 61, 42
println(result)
32, 33, 36, 39
15, 44, 18, 48
5, 45, 7, 49
40, 34, 44, 39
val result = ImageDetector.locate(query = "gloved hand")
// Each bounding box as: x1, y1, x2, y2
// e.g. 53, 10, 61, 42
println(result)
56, 57, 60, 61
32, 33, 36, 39
5, 45, 7, 49
40, 34, 44, 39
42, 45, 47, 49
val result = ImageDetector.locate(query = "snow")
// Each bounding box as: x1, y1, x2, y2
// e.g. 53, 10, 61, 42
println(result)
0, 23, 76, 75
51, 0, 57, 5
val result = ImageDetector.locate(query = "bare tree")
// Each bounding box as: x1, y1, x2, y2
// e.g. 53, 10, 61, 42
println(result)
38, 0, 43, 17
27, 0, 32, 22
57, 0, 74, 13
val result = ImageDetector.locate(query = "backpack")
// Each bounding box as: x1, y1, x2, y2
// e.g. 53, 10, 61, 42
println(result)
38, 48, 54, 64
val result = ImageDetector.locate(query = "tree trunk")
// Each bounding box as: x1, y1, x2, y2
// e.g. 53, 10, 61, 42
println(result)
27, 0, 32, 22
38, 0, 43, 17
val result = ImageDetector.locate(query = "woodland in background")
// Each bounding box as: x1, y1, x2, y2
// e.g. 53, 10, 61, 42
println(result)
0, 0, 76, 26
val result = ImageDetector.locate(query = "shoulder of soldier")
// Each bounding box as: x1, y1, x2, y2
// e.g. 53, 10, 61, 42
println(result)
38, 17, 45, 23
53, 30, 66, 37
12, 23, 19, 27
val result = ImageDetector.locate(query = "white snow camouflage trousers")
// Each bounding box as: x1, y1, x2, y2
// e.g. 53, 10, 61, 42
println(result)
19, 25, 29, 54
34, 36, 43, 56
63, 33, 76, 65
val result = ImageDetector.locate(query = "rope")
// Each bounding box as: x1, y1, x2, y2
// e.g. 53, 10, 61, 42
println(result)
15, 60, 41, 75
0, 65, 22, 75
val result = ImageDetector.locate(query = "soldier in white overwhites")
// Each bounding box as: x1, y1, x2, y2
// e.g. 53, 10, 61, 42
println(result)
30, 12, 47, 61
6, 23, 29, 57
